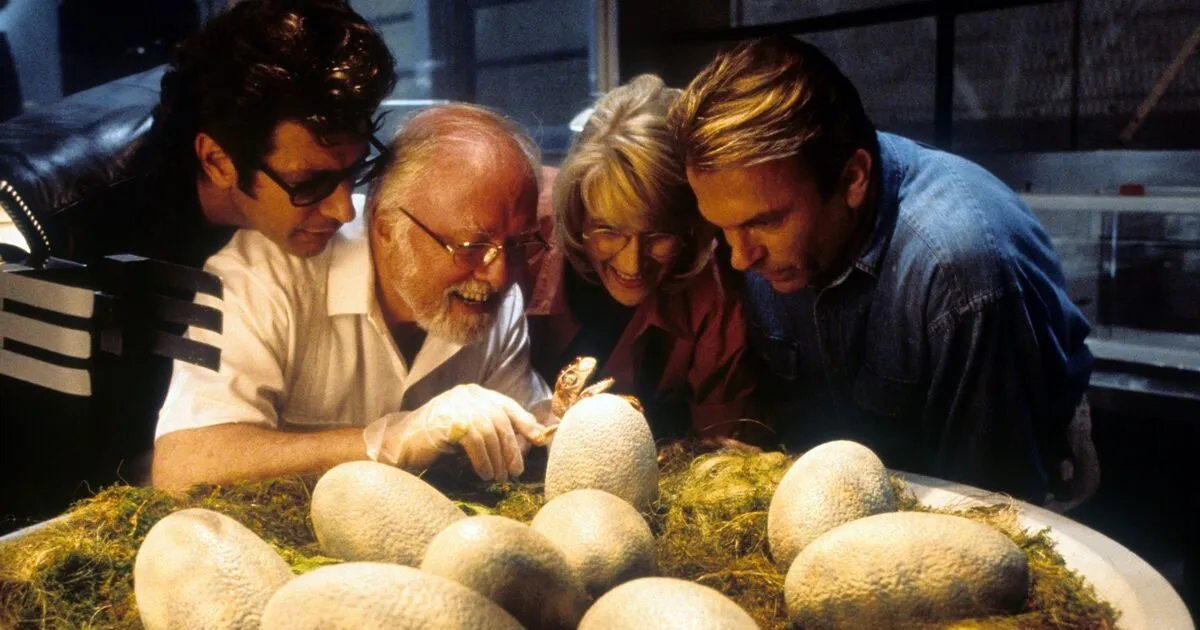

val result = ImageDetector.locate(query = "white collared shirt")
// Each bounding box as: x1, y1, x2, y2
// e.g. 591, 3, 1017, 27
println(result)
155, 213, 551, 440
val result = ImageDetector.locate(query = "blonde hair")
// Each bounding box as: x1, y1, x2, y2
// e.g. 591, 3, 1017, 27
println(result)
554, 74, 713, 291
669, 36, 878, 199
368, 103, 541, 228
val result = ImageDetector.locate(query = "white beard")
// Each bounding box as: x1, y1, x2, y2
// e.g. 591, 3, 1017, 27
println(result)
393, 254, 497, 346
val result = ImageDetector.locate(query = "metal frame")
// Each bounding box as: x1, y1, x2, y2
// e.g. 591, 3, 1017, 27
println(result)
476, 48, 590, 71
659, 0, 1073, 149
428, 0, 477, 102
591, 0, 619, 95
426, 0, 600, 160
669, 0, 1071, 44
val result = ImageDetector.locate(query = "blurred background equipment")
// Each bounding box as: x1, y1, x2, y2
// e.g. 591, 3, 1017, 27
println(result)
57, 0, 199, 96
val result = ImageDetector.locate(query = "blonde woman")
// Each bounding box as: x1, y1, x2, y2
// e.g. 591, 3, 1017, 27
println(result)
524, 74, 767, 446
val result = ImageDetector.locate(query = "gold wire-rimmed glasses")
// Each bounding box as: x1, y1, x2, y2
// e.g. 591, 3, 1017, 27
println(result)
397, 206, 547, 269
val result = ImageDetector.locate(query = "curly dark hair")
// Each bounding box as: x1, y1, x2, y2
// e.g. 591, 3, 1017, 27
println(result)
150, 0, 396, 191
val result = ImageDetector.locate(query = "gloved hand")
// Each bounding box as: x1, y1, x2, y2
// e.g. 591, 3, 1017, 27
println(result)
363, 384, 550, 482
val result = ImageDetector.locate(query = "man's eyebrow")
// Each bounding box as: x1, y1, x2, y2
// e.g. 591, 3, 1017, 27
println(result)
285, 145, 374, 178
456, 220, 493, 242
734, 206, 790, 229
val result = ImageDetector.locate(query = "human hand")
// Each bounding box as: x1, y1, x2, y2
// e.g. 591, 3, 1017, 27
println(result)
525, 398, 560, 449
363, 384, 550, 482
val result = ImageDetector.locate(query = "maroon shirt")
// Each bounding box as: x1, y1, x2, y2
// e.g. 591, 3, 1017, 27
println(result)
522, 227, 765, 442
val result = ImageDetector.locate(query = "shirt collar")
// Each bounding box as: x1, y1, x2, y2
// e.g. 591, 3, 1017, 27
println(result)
327, 214, 374, 317
638, 286, 694, 340
851, 131, 906, 280
526, 244, 572, 317
324, 212, 469, 383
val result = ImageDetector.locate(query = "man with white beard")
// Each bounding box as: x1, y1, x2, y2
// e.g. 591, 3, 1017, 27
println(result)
152, 105, 554, 493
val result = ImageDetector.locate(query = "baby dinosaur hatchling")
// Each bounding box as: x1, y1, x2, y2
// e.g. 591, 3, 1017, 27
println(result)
530, 356, 642, 446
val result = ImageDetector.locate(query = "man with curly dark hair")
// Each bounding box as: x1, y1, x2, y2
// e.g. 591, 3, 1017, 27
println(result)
132, 0, 396, 267
88, 1, 397, 489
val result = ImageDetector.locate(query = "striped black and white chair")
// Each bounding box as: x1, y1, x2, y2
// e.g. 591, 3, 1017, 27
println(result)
0, 67, 222, 530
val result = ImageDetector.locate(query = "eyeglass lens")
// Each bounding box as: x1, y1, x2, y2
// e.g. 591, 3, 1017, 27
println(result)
587, 228, 683, 259
291, 139, 386, 205
451, 238, 546, 269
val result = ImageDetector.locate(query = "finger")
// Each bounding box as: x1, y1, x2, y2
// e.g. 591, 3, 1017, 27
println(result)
461, 430, 494, 481
529, 424, 558, 448
490, 409, 525, 478
464, 396, 507, 482
479, 389, 546, 443
474, 409, 508, 483
458, 405, 495, 481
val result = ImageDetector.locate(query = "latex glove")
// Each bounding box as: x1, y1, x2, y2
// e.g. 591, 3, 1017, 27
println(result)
527, 398, 559, 448
363, 384, 549, 482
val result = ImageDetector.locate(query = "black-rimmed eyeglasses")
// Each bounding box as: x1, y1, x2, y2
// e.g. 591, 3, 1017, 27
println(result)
258, 135, 389, 207
397, 206, 547, 270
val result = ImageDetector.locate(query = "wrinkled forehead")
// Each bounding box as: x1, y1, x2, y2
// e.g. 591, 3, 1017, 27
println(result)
415, 142, 539, 233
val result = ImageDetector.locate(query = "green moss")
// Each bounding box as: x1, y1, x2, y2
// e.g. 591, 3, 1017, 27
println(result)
650, 441, 789, 626
0, 478, 327, 629
650, 444, 1120, 630
0, 444, 1120, 629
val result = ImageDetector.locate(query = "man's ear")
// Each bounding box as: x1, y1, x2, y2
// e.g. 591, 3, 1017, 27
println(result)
195, 132, 238, 189
841, 148, 873, 210
370, 207, 401, 246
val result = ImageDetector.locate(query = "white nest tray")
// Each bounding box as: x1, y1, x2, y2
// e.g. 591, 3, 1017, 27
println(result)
897, 471, 1194, 630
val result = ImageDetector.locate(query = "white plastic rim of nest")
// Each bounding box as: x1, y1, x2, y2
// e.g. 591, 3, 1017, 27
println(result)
894, 470, 1194, 630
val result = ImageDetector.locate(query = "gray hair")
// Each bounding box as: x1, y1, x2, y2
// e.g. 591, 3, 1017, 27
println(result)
554, 74, 714, 292
367, 103, 542, 229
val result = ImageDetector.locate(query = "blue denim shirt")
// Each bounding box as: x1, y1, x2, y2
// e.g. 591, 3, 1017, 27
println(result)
746, 132, 1093, 502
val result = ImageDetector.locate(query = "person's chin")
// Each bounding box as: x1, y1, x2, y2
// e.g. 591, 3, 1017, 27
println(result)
602, 269, 651, 306
438, 315, 491, 345
289, 228, 337, 257
431, 297, 495, 344
759, 268, 809, 293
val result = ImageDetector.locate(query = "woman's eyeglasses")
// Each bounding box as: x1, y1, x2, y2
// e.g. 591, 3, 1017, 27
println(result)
258, 135, 389, 207
582, 227, 685, 261
398, 206, 547, 270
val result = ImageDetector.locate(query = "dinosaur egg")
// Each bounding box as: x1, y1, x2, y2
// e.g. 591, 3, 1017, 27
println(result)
545, 393, 658, 511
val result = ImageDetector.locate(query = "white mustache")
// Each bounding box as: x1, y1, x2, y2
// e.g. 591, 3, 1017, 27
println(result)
446, 280, 497, 300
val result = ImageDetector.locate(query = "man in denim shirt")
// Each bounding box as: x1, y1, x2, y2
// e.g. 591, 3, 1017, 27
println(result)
671, 36, 1097, 509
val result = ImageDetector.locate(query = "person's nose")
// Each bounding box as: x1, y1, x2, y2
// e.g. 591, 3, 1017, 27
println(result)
476, 247, 508, 289
610, 235, 643, 276
725, 229, 762, 272
318, 182, 356, 225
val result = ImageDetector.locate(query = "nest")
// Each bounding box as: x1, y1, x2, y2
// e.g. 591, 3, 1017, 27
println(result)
0, 443, 1119, 629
